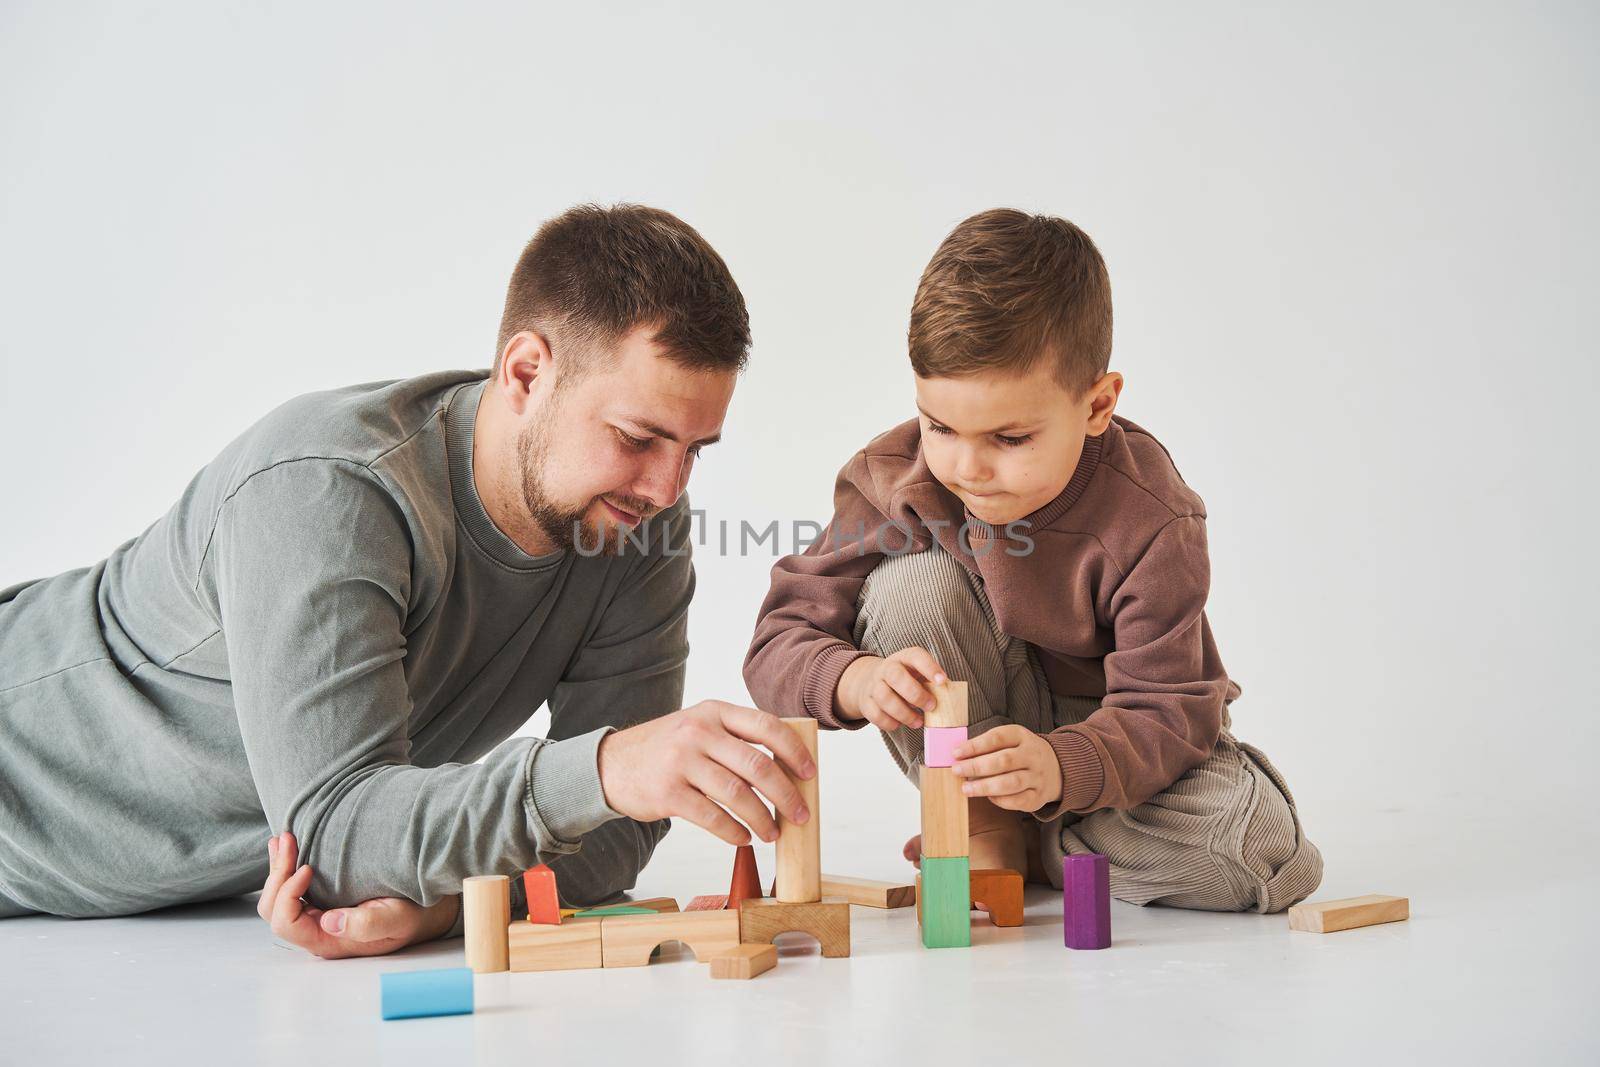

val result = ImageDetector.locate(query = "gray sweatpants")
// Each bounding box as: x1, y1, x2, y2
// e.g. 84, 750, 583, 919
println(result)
853, 544, 1324, 914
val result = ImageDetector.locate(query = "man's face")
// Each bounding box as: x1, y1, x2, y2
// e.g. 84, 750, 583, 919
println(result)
516, 327, 735, 554
915, 361, 1118, 527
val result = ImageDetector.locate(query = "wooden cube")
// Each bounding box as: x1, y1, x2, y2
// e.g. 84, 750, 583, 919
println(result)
927, 680, 969, 728
920, 767, 969, 858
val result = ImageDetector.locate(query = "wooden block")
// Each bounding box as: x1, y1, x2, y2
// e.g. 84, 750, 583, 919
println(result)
969, 868, 1024, 927
508, 915, 603, 972
729, 844, 763, 908
686, 894, 729, 911
1289, 894, 1409, 933
775, 717, 821, 903
918, 857, 970, 948
600, 909, 742, 968
462, 875, 510, 973
621, 896, 679, 913
709, 942, 777, 980
920, 767, 969, 858
1063, 854, 1111, 949
574, 905, 657, 917
923, 725, 968, 768
819, 874, 916, 909
928, 680, 969, 728
523, 865, 561, 925
737, 897, 850, 958
380, 967, 473, 1020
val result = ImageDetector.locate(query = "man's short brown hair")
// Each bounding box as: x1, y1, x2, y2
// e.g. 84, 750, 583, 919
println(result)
909, 209, 1112, 396
495, 203, 751, 378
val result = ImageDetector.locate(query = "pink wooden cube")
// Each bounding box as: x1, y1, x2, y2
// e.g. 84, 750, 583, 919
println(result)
924, 726, 969, 768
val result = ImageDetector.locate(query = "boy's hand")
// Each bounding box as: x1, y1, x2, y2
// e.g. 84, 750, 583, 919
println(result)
951, 725, 1063, 813
836, 647, 947, 732
257, 832, 460, 959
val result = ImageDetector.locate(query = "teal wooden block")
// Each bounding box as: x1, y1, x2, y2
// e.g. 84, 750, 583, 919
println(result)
574, 905, 658, 917
921, 856, 971, 949
380, 967, 473, 1020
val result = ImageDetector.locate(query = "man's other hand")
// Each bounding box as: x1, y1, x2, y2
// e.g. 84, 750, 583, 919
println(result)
257, 832, 459, 959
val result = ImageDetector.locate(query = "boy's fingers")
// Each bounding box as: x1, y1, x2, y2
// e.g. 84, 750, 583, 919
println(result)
874, 686, 925, 729
897, 648, 948, 692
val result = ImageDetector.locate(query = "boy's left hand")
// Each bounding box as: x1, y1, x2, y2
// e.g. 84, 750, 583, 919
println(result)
950, 725, 1063, 813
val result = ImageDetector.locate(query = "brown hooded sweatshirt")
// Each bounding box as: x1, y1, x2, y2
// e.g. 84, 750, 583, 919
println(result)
743, 414, 1240, 817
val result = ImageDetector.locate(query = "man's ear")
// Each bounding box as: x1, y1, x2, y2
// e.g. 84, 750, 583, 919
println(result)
494, 331, 555, 414
1084, 371, 1124, 435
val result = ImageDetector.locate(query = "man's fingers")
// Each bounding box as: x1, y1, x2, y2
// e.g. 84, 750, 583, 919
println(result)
269, 863, 316, 939
674, 787, 750, 847
331, 899, 406, 943
719, 704, 815, 781
258, 832, 301, 919
689, 752, 776, 844
706, 737, 792, 839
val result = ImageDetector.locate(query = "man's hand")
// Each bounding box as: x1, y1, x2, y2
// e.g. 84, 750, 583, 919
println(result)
258, 832, 459, 959
597, 700, 816, 847
836, 647, 947, 732
951, 725, 1064, 813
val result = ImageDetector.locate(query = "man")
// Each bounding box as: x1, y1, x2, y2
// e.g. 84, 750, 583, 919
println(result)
0, 204, 814, 957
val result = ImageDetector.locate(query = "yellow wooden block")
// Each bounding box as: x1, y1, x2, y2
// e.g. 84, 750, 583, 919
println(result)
508, 915, 603, 971
709, 942, 777, 980
600, 909, 741, 968
1289, 894, 1409, 933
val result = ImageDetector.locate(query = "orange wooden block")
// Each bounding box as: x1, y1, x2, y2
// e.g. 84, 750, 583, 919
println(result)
524, 865, 561, 925
969, 868, 1024, 927
729, 844, 763, 908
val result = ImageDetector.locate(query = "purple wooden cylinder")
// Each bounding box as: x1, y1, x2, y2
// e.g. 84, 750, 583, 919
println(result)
1062, 853, 1111, 950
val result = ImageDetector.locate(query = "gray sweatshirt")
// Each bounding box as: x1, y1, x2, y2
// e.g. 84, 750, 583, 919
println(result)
0, 372, 688, 918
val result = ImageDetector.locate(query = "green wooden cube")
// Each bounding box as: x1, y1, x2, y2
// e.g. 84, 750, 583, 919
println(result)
920, 856, 971, 949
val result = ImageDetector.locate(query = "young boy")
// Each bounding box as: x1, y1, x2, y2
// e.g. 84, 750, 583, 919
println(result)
744, 209, 1322, 913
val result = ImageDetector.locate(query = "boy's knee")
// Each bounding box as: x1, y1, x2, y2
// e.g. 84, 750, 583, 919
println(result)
856, 549, 984, 652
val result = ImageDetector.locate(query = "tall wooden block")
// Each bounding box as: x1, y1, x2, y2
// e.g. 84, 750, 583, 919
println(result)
508, 916, 603, 972
462, 875, 510, 973
600, 910, 742, 968
819, 874, 916, 909
737, 898, 850, 958
709, 943, 777, 980
920, 767, 969, 858
775, 717, 821, 903
1063, 854, 1111, 949
919, 857, 971, 949
1288, 894, 1409, 933
969, 868, 1024, 928
523, 864, 560, 925
927, 680, 969, 728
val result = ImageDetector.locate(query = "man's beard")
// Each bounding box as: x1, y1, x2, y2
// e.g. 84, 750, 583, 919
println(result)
515, 413, 654, 558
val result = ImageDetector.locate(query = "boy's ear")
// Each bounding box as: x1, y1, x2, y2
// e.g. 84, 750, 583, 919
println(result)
1084, 371, 1124, 434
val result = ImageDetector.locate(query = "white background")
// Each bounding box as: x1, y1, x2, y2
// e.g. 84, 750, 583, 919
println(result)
2, 3, 1595, 1063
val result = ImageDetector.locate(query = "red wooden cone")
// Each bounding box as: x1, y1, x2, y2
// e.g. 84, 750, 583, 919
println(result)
728, 844, 762, 908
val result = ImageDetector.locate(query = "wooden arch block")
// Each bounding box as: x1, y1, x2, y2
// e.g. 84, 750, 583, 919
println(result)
599, 910, 741, 968
737, 898, 851, 958
969, 868, 1024, 927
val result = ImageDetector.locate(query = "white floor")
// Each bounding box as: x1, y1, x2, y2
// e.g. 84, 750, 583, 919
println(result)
2, 797, 1593, 1067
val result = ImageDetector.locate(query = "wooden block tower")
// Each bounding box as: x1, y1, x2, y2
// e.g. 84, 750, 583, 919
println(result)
919, 680, 971, 948
733, 717, 851, 957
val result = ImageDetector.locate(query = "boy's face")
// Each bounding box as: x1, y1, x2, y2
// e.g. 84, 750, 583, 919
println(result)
915, 361, 1123, 526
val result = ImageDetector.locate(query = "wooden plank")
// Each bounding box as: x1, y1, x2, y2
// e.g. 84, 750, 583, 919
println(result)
462, 874, 510, 973
737, 898, 850, 958
620, 896, 679, 913
918, 857, 971, 949
819, 874, 916, 909
599, 909, 741, 968
508, 915, 603, 972
1288, 894, 1409, 933
709, 943, 778, 980
920, 767, 969, 858
775, 717, 821, 903
927, 680, 969, 729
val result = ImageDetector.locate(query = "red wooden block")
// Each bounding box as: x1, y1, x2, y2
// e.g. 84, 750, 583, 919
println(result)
686, 894, 729, 911
729, 844, 762, 908
523, 865, 561, 925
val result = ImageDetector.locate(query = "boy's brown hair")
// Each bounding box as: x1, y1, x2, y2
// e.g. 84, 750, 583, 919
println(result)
495, 203, 751, 379
909, 208, 1112, 396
